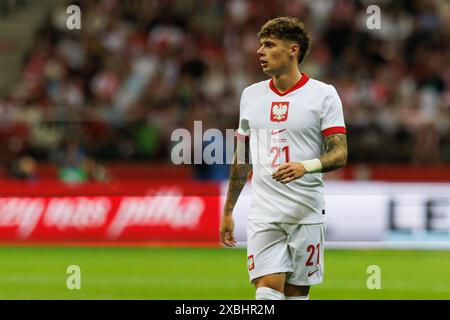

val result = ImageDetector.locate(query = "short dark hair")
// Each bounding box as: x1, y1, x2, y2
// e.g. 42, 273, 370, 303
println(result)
257, 17, 311, 64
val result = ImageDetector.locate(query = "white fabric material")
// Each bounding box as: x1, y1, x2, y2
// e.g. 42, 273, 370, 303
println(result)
301, 159, 323, 173
237, 75, 345, 224
285, 295, 309, 300
247, 221, 325, 286
255, 287, 285, 300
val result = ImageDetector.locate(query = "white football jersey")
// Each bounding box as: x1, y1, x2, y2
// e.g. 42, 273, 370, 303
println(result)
236, 74, 346, 224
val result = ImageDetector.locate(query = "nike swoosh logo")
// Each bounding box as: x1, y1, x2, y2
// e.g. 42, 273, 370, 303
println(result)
308, 269, 319, 277
271, 129, 286, 135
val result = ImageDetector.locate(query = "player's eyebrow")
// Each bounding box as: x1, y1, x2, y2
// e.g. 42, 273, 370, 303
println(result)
259, 39, 277, 46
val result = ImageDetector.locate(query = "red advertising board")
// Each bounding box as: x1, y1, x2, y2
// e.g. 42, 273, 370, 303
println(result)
0, 181, 221, 245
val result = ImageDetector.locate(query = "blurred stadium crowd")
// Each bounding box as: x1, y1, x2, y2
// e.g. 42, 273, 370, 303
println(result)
0, 0, 449, 181
0, 0, 29, 17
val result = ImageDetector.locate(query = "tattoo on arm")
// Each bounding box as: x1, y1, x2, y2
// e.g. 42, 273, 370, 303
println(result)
319, 134, 348, 172
223, 139, 252, 215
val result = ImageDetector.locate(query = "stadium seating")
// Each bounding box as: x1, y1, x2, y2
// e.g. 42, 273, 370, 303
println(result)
0, 0, 448, 181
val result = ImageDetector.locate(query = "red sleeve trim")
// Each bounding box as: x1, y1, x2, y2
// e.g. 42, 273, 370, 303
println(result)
235, 132, 249, 141
322, 126, 347, 136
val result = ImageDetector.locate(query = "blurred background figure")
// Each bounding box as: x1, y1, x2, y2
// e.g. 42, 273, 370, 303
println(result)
9, 155, 37, 180
55, 138, 89, 183
54, 136, 111, 184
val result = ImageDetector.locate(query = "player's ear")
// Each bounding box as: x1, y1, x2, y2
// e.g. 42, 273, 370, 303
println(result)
290, 43, 299, 59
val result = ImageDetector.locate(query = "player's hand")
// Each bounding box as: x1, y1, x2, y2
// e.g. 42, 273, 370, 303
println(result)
272, 162, 306, 184
220, 212, 237, 247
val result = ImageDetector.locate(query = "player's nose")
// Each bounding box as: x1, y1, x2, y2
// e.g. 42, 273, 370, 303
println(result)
257, 46, 264, 56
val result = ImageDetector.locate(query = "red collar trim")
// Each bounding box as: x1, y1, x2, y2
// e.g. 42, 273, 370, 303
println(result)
269, 73, 310, 96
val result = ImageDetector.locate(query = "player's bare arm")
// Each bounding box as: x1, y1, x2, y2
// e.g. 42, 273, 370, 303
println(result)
220, 139, 252, 247
272, 133, 347, 184
319, 133, 348, 172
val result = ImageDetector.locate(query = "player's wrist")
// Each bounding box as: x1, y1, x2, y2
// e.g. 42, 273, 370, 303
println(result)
223, 210, 233, 216
300, 159, 322, 173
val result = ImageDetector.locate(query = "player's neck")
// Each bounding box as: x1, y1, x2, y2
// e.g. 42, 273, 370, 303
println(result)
271, 68, 302, 94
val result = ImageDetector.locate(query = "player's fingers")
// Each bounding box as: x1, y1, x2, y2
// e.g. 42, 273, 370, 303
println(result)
275, 166, 291, 174
223, 230, 232, 240
228, 231, 236, 240
223, 240, 233, 247
281, 174, 297, 184
226, 232, 235, 241
223, 232, 236, 247
280, 173, 297, 184
272, 166, 291, 179
220, 229, 229, 243
277, 163, 292, 171
272, 164, 289, 177
277, 162, 290, 170
274, 169, 294, 181
222, 236, 233, 247
225, 241, 236, 247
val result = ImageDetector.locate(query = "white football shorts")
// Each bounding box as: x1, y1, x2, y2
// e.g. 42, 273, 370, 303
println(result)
246, 220, 326, 286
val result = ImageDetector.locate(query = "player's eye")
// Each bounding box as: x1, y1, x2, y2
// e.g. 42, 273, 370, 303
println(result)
259, 42, 275, 49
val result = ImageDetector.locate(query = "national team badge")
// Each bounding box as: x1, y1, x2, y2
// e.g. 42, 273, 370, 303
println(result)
247, 255, 255, 271
270, 102, 289, 122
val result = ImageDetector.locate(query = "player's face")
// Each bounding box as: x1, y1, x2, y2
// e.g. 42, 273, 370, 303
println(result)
257, 37, 293, 76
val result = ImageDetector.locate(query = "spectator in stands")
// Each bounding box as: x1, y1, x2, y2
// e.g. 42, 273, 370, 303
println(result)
9, 155, 37, 181
0, 0, 448, 179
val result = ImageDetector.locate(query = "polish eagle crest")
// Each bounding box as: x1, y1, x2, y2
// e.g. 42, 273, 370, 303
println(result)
270, 102, 289, 122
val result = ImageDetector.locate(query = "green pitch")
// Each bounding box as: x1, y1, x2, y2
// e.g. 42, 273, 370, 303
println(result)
0, 247, 449, 299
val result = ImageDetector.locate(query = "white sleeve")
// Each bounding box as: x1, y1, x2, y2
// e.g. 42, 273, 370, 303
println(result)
320, 85, 346, 136
236, 89, 251, 138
